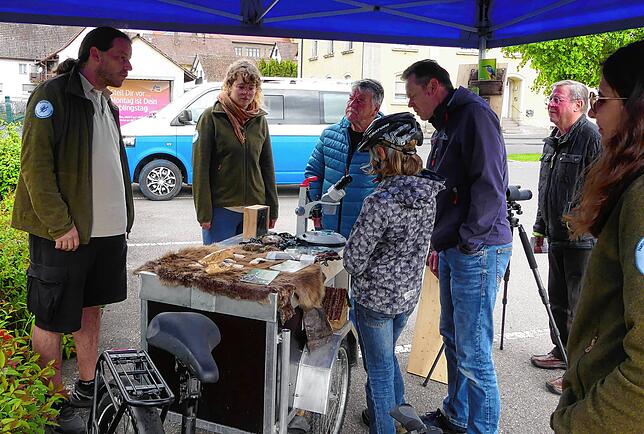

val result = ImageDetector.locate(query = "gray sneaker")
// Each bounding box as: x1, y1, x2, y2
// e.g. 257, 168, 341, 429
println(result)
51, 400, 86, 434
69, 379, 94, 408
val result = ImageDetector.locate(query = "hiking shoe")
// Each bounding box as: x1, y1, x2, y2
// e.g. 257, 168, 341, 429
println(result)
420, 409, 466, 434
361, 408, 411, 433
546, 375, 563, 395
69, 379, 95, 408
51, 399, 86, 434
530, 348, 566, 370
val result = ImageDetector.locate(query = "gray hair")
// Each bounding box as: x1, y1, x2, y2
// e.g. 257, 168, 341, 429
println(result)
552, 80, 589, 111
351, 78, 384, 108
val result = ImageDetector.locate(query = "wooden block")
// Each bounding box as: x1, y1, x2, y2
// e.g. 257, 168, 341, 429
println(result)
407, 267, 448, 384
242, 205, 269, 240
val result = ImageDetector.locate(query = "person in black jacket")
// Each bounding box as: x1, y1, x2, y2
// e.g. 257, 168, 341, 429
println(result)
530, 80, 601, 395
403, 59, 512, 434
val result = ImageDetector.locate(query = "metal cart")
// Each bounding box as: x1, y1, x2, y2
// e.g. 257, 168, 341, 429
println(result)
137, 247, 356, 434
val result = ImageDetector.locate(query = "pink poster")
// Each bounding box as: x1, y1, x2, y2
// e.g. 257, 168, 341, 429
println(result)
110, 79, 171, 125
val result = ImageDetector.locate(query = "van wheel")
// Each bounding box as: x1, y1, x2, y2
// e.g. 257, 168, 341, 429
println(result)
139, 160, 183, 201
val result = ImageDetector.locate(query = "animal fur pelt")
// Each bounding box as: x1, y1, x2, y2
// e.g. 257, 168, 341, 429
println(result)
135, 245, 326, 323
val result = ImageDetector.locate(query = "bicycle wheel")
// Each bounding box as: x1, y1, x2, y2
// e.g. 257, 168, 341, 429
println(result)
95, 384, 165, 434
308, 340, 351, 434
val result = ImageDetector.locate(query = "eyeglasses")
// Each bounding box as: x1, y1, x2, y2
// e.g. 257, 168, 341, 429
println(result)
545, 95, 575, 105
589, 91, 628, 112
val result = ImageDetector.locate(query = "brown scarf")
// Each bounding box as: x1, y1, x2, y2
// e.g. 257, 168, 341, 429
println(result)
217, 91, 261, 144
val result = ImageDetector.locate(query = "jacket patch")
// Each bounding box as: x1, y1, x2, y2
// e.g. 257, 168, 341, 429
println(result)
636, 237, 644, 275
35, 100, 54, 119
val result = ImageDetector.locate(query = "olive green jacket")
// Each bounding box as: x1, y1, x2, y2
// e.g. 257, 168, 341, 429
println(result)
192, 101, 279, 222
11, 67, 134, 244
551, 173, 644, 433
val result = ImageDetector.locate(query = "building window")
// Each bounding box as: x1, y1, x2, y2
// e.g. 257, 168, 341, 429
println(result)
311, 40, 318, 58
393, 74, 407, 103
234, 46, 243, 56
246, 47, 260, 58
22, 83, 37, 94
19, 63, 28, 74
327, 41, 334, 55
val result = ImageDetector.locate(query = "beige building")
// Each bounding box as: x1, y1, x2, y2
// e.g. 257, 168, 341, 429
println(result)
299, 40, 552, 132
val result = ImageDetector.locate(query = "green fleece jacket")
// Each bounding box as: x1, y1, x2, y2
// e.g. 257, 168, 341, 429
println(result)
192, 101, 279, 222
551, 173, 644, 433
11, 67, 134, 244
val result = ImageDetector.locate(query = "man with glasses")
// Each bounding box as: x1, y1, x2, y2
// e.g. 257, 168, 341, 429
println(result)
531, 80, 601, 395
304, 79, 384, 239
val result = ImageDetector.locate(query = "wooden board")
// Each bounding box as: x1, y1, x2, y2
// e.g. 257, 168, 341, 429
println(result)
407, 267, 447, 384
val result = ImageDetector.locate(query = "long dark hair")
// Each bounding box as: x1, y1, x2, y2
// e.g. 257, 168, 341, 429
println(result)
566, 40, 644, 237
55, 27, 130, 75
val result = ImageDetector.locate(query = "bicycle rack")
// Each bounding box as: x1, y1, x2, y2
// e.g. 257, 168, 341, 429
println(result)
90, 349, 175, 433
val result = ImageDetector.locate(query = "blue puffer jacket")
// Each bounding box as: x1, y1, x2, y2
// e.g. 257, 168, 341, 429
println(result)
304, 117, 378, 238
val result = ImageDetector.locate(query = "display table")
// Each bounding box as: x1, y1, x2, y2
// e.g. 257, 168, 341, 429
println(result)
137, 236, 353, 434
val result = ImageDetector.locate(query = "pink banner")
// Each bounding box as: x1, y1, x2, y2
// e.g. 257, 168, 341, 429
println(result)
110, 79, 171, 125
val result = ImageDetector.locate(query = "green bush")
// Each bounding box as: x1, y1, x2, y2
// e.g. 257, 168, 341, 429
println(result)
257, 58, 297, 77
0, 121, 21, 200
0, 194, 75, 358
0, 329, 63, 433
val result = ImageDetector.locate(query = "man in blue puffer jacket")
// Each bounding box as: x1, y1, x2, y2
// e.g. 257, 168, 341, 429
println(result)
304, 79, 384, 239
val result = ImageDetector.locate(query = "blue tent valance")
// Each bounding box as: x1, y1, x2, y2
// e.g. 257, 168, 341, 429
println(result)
2, 0, 643, 48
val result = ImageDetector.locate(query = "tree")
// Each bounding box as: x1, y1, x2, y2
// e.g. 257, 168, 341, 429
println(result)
502, 27, 644, 94
257, 58, 297, 78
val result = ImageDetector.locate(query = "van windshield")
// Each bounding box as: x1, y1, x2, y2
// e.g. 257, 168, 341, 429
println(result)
152, 84, 220, 119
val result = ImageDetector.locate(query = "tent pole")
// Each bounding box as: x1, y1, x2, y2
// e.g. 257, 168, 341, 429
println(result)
478, 35, 487, 63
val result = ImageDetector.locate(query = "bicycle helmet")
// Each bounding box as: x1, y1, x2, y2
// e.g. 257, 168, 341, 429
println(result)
357, 112, 423, 155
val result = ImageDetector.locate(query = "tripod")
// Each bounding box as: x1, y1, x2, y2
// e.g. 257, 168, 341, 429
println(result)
498, 199, 568, 366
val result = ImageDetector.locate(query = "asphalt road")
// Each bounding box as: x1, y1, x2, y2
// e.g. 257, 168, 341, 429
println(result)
63, 160, 560, 433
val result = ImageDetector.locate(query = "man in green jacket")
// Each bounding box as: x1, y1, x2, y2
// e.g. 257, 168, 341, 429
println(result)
11, 27, 135, 433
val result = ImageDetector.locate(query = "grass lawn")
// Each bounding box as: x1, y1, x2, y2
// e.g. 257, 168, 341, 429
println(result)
508, 153, 541, 162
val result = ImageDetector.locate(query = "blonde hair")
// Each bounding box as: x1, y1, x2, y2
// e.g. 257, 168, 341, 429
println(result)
222, 59, 263, 107
370, 144, 423, 177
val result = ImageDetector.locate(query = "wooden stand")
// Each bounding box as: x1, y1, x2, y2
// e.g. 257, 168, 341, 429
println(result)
243, 205, 269, 239
407, 267, 447, 384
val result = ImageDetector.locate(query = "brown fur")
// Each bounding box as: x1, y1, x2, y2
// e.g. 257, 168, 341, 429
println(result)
135, 245, 326, 323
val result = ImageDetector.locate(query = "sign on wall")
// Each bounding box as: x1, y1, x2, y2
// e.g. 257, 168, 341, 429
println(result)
110, 79, 171, 125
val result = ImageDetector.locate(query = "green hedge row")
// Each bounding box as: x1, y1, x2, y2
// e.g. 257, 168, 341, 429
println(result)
0, 122, 73, 431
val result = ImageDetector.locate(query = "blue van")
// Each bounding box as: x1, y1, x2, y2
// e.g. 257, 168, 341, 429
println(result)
121, 78, 351, 200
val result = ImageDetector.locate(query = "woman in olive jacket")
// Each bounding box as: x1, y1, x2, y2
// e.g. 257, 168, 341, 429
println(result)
551, 40, 644, 434
192, 60, 278, 244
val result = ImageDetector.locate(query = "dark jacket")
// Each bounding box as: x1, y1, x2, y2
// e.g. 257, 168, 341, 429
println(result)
344, 171, 444, 314
534, 115, 601, 246
551, 173, 644, 433
304, 116, 378, 239
192, 101, 279, 222
426, 87, 512, 253
11, 67, 134, 244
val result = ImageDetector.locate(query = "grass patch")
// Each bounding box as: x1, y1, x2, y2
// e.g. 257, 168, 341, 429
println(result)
508, 153, 541, 162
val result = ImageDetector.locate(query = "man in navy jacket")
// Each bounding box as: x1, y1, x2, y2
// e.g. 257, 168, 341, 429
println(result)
304, 79, 384, 239
403, 60, 512, 434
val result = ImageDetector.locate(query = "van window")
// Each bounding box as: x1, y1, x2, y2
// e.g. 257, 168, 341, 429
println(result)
186, 90, 217, 123
320, 92, 348, 124
264, 94, 284, 120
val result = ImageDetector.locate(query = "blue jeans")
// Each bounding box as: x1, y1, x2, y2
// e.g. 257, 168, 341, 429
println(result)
202, 208, 244, 245
439, 243, 512, 434
355, 303, 412, 434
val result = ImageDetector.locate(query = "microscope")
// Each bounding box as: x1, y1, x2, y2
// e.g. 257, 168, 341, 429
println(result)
295, 175, 353, 247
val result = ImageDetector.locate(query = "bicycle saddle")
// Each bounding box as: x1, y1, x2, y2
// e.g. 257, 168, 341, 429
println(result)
146, 312, 221, 384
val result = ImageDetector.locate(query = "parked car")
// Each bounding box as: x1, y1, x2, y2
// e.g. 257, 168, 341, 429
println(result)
121, 78, 351, 200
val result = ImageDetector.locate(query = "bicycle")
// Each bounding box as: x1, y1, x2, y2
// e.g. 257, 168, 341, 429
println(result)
88, 311, 221, 434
